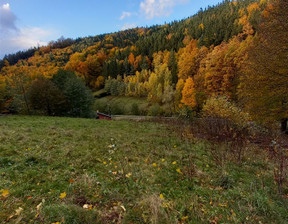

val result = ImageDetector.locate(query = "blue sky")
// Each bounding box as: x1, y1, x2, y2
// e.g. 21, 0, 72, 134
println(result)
0, 0, 222, 58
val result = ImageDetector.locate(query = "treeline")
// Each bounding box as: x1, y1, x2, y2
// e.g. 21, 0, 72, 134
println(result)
3, 70, 94, 117
0, 48, 37, 70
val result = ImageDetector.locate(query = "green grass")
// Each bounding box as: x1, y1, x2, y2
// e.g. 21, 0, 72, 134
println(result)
93, 89, 107, 98
0, 116, 287, 223
93, 96, 149, 115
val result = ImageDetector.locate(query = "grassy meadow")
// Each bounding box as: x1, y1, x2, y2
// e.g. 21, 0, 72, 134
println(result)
0, 116, 287, 223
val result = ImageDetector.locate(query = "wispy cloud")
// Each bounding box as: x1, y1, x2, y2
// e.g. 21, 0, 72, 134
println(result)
140, 0, 188, 19
120, 11, 132, 20
0, 26, 56, 58
11, 27, 54, 49
0, 3, 57, 58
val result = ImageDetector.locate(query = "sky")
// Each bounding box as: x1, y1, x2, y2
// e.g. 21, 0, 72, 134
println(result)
0, 0, 222, 59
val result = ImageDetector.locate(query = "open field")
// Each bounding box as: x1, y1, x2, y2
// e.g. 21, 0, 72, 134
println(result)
0, 116, 287, 223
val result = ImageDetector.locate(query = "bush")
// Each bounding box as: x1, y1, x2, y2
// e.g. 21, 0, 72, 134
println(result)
93, 99, 109, 114
130, 103, 140, 115
202, 96, 250, 128
110, 103, 124, 115
148, 104, 162, 116
191, 96, 253, 163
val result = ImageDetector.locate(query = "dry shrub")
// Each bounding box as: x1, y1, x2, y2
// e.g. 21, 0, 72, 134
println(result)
202, 96, 251, 128
100, 207, 123, 224
191, 117, 248, 164
200, 96, 251, 164
273, 147, 288, 194
182, 154, 198, 180
193, 96, 251, 163
135, 194, 169, 224
268, 135, 288, 194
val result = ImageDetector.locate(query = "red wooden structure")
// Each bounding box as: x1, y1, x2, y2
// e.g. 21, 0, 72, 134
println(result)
97, 112, 112, 120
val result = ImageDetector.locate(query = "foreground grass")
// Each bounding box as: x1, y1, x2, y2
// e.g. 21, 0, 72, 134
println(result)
0, 116, 287, 223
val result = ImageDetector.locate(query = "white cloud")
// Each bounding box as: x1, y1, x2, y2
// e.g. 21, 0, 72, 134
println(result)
140, 0, 188, 19
120, 11, 132, 20
11, 27, 54, 49
0, 3, 57, 58
121, 23, 137, 31
0, 3, 18, 32
2, 3, 10, 10
0, 26, 56, 57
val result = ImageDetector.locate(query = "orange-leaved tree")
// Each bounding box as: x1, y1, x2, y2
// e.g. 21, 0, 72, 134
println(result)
239, 0, 288, 132
181, 77, 197, 109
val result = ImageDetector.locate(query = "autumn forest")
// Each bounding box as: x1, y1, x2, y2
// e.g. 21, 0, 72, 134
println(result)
0, 0, 287, 129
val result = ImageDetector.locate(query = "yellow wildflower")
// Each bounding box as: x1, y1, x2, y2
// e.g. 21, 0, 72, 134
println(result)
59, 192, 66, 199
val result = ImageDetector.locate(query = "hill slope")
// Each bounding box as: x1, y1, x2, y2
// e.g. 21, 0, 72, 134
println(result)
1, 0, 287, 131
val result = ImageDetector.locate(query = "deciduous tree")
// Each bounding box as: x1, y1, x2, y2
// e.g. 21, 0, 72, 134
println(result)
181, 77, 197, 108
239, 0, 288, 132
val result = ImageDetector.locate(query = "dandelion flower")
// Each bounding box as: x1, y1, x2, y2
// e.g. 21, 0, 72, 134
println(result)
59, 192, 66, 199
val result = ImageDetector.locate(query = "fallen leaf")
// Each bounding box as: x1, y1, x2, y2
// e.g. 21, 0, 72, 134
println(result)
36, 202, 42, 211
69, 179, 75, 183
125, 172, 132, 178
120, 205, 126, 212
15, 207, 23, 216
83, 204, 93, 210
181, 216, 189, 221
144, 157, 149, 163
1, 189, 9, 197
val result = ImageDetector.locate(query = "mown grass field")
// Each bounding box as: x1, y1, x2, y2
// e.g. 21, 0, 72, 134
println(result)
0, 116, 287, 223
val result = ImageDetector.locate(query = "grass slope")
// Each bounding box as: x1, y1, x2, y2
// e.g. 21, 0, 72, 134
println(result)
0, 116, 287, 223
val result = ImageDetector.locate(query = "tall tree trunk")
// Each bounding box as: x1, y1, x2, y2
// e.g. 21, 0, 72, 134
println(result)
21, 83, 30, 115
281, 118, 288, 134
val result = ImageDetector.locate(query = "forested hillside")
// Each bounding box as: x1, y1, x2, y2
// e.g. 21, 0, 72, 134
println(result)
0, 0, 287, 130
